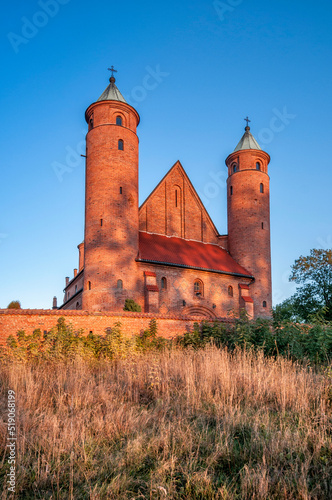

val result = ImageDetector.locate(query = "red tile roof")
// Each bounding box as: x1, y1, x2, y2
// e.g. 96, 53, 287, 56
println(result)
138, 232, 253, 278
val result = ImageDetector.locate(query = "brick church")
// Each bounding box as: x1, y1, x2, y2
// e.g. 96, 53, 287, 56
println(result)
58, 73, 272, 319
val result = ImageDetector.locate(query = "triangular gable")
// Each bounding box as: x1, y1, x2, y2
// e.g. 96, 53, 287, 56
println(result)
139, 161, 221, 244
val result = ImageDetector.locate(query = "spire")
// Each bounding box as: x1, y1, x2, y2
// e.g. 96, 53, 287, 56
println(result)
96, 67, 127, 103
233, 119, 262, 152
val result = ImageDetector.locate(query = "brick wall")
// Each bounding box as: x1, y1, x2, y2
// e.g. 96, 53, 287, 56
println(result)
139, 161, 219, 244
0, 310, 232, 346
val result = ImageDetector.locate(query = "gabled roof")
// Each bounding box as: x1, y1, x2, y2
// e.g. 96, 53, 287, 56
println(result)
138, 232, 253, 278
234, 126, 262, 152
97, 76, 127, 103
139, 160, 220, 238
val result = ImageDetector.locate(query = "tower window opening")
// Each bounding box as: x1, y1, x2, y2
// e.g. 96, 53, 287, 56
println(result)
118, 139, 124, 151
120, 186, 123, 194
174, 186, 181, 208
262, 222, 264, 229
230, 186, 233, 195
228, 285, 233, 297
263, 301, 267, 308
161, 277, 167, 290
194, 279, 204, 297
100, 219, 103, 227
89, 116, 94, 130
232, 164, 237, 173
117, 279, 123, 289
116, 116, 122, 126
260, 183, 264, 193
256, 162, 261, 170
88, 281, 91, 290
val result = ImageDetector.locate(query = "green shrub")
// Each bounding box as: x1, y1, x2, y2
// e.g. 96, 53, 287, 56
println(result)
7, 300, 21, 309
123, 298, 142, 312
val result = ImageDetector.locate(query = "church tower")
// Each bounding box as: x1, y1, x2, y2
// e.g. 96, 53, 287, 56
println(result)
226, 121, 272, 317
82, 70, 140, 311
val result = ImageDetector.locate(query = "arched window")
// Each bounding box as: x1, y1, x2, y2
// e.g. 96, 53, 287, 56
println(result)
194, 279, 204, 296
88, 281, 91, 290
228, 285, 233, 297
161, 277, 167, 290
116, 116, 122, 126
117, 279, 123, 289
118, 139, 124, 151
263, 301, 267, 308
233, 164, 237, 173
260, 183, 264, 193
256, 162, 261, 170
89, 115, 94, 130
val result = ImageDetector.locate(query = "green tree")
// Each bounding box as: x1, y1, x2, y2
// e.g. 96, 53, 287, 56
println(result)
7, 300, 21, 309
289, 249, 332, 322
123, 298, 142, 312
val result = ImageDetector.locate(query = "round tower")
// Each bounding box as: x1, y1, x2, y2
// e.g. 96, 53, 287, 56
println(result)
82, 72, 140, 311
226, 121, 272, 318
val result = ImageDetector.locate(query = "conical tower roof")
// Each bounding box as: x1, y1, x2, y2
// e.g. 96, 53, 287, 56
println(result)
97, 75, 127, 103
233, 125, 262, 152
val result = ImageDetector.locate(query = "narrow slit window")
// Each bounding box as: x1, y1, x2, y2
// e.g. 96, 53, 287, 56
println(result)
262, 222, 264, 229
76, 302, 80, 309
75, 285, 77, 293
230, 186, 233, 195
120, 186, 122, 194
88, 281, 91, 290
228, 285, 233, 297
118, 139, 124, 151
100, 219, 103, 227
116, 116, 122, 126
161, 277, 167, 290
260, 183, 264, 193
175, 189, 178, 207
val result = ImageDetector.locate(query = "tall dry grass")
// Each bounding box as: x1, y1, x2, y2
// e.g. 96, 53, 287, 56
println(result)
1, 347, 331, 499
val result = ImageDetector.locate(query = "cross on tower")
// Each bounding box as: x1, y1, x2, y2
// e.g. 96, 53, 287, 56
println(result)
244, 116, 251, 127
108, 66, 117, 77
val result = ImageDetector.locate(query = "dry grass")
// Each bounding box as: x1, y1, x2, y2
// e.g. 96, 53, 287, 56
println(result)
1, 347, 331, 499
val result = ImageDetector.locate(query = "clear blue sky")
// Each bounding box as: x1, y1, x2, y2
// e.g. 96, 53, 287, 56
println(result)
1, 0, 331, 309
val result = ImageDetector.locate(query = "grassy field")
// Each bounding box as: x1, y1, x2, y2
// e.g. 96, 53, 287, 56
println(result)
1, 341, 331, 499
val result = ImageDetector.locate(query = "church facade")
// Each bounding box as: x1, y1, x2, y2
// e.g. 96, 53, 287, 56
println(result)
58, 74, 272, 319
